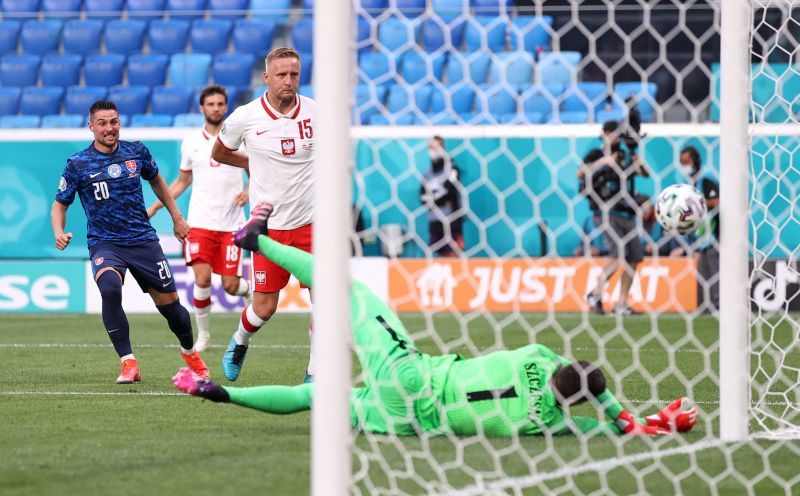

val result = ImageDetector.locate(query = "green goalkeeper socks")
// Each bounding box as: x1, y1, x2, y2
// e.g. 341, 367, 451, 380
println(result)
224, 383, 313, 414
257, 234, 314, 287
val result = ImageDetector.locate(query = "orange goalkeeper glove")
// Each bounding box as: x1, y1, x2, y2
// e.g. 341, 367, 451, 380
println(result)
616, 410, 670, 435
645, 397, 698, 433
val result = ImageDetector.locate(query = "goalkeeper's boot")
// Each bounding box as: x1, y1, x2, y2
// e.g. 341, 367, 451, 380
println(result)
181, 350, 210, 380
585, 293, 605, 315
234, 202, 273, 252
222, 335, 248, 381
645, 397, 698, 433
616, 410, 670, 436
172, 368, 230, 403
116, 358, 141, 384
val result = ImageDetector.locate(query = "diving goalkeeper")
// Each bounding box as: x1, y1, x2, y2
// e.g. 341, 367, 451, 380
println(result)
173, 202, 697, 437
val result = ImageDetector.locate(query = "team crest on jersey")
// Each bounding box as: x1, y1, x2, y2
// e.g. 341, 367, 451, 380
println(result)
281, 139, 296, 156
189, 242, 200, 254
58, 176, 67, 192
107, 164, 121, 178
255, 271, 267, 284
94, 257, 104, 266
125, 160, 137, 173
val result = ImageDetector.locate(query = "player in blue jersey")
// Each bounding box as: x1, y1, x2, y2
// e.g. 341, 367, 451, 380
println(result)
50, 100, 210, 384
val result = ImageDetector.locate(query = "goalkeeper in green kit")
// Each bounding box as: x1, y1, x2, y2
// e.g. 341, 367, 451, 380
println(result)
173, 202, 697, 437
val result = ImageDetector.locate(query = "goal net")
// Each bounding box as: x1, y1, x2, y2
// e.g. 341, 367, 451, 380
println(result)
315, 0, 800, 493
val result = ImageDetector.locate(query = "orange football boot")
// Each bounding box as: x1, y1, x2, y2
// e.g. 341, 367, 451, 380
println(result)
116, 359, 141, 384
181, 350, 210, 380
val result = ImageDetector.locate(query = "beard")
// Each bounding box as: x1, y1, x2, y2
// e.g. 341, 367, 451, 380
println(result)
205, 116, 224, 126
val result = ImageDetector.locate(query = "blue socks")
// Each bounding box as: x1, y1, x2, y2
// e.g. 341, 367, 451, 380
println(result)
157, 299, 194, 350
96, 271, 132, 358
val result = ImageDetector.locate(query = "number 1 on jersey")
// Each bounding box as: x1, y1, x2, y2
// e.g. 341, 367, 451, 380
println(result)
297, 119, 313, 139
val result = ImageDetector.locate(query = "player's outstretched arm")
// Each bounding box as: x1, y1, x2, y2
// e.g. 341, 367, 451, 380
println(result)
50, 201, 73, 250
147, 171, 192, 218
148, 173, 190, 243
211, 139, 249, 171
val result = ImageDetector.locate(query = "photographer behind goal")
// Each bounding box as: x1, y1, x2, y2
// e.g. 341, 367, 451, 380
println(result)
577, 105, 652, 316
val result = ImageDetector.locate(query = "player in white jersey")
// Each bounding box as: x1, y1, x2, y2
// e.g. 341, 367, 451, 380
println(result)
147, 86, 250, 352
211, 47, 317, 383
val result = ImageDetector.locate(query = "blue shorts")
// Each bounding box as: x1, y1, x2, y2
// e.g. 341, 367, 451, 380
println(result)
89, 240, 177, 293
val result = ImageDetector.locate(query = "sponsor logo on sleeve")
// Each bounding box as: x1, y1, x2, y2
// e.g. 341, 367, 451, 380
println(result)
58, 176, 67, 192
281, 139, 296, 156
94, 257, 104, 266
107, 164, 122, 178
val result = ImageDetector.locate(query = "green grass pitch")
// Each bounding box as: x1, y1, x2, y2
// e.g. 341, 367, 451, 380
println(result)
1, 313, 798, 495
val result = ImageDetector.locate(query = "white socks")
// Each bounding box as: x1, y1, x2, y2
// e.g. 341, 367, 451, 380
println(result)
235, 305, 265, 346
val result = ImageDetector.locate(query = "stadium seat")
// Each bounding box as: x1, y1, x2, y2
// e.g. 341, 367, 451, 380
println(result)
0, 21, 20, 55
400, 51, 446, 84
62, 20, 104, 54
291, 17, 313, 54
386, 84, 433, 113
357, 0, 386, 18
20, 86, 64, 116
40, 54, 82, 87
173, 112, 205, 126
430, 83, 474, 114
41, 113, 84, 127
104, 20, 147, 55
537, 51, 581, 86
167, 0, 207, 20
356, 17, 371, 54
85, 0, 124, 19
395, 0, 424, 18
464, 15, 506, 52
232, 20, 276, 58
520, 85, 560, 120
0, 87, 21, 115
125, 0, 165, 20
560, 81, 607, 114
445, 51, 490, 84
208, 0, 247, 20
509, 15, 552, 52
20, 20, 63, 55
298, 84, 312, 98
353, 83, 386, 124
614, 81, 658, 121
421, 16, 466, 52
83, 54, 125, 86
250, 85, 266, 100
520, 111, 544, 124
168, 53, 211, 87
212, 53, 254, 88
65, 86, 107, 114
298, 51, 312, 85
368, 112, 415, 125
432, 0, 466, 17
0, 0, 40, 16
475, 84, 517, 116
490, 51, 534, 86
595, 108, 624, 123
42, 0, 81, 19
471, 0, 512, 15
151, 86, 192, 115
131, 113, 173, 127
147, 20, 190, 55
108, 85, 150, 115
377, 17, 415, 53
250, 0, 290, 24
0, 54, 40, 87
359, 51, 392, 84
190, 19, 232, 55
127, 54, 169, 86
0, 115, 40, 127
549, 110, 588, 124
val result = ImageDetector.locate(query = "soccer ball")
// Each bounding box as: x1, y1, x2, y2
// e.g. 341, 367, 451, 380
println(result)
655, 184, 707, 234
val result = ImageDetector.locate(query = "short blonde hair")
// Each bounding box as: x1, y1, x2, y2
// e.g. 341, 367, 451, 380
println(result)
265, 47, 301, 68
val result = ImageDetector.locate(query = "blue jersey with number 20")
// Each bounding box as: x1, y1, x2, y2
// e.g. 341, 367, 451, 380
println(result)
56, 140, 160, 249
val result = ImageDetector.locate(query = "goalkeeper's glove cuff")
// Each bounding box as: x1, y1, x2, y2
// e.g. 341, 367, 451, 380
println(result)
616, 410, 669, 436
645, 397, 698, 433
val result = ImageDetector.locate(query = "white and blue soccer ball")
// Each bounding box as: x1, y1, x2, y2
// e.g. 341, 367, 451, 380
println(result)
655, 184, 707, 234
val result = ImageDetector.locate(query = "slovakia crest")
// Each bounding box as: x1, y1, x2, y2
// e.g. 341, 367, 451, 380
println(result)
255, 271, 267, 284
281, 139, 296, 156
108, 164, 122, 178
125, 160, 137, 173
94, 257, 104, 266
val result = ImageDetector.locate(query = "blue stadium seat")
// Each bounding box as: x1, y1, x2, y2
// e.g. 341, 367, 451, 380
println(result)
208, 0, 247, 20
368, 112, 415, 125
0, 115, 40, 127
83, 54, 125, 86
430, 83, 474, 113
386, 84, 433, 113
109, 85, 150, 115
432, 0, 466, 17
173, 112, 205, 127
20, 86, 64, 116
21, 20, 62, 55
250, 0, 290, 24
125, 0, 165, 20
519, 84, 560, 120
614, 81, 658, 121
291, 17, 313, 54
131, 113, 173, 127
62, 20, 104, 54
475, 84, 517, 116
357, 0, 385, 18
464, 15, 506, 52
42, 0, 81, 19
353, 83, 386, 124
232, 20, 275, 58
250, 85, 266, 100
377, 17, 415, 53
151, 86, 192, 115
560, 81, 607, 114
168, 53, 211, 87
298, 84, 312, 98
65, 85, 107, 114
355, 16, 371, 54
0, 21, 20, 55
147, 20, 190, 55
127, 54, 169, 86
400, 51, 446, 84
471, 0, 512, 15
41, 113, 84, 127
509, 16, 552, 52
167, 0, 206, 20
0, 0, 40, 16
395, 0, 424, 17
0, 54, 40, 87
190, 19, 232, 55
298, 51, 312, 85
421, 16, 466, 52
537, 51, 581, 86
104, 20, 147, 55
445, 51, 490, 84
85, 0, 123, 18
0, 87, 21, 115
490, 51, 534, 86
212, 53, 254, 87
595, 108, 624, 124
40, 54, 82, 87
549, 110, 588, 124
359, 51, 392, 85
